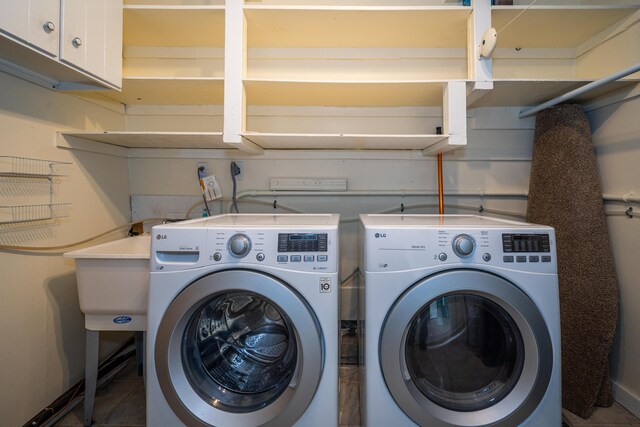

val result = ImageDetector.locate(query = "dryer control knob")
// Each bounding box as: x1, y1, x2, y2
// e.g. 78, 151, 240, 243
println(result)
229, 234, 251, 258
452, 234, 475, 258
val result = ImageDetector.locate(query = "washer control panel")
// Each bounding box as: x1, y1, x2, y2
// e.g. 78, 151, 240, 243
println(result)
207, 229, 336, 272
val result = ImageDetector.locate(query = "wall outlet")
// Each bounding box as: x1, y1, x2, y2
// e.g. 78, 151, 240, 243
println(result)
231, 160, 243, 181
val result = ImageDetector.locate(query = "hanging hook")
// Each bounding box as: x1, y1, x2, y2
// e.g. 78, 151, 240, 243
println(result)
625, 206, 633, 218
401, 203, 405, 213
273, 199, 277, 210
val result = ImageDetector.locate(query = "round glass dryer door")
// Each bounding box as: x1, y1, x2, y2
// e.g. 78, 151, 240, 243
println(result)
380, 270, 553, 427
155, 269, 323, 427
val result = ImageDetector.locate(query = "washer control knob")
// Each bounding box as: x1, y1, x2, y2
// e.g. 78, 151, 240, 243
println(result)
482, 253, 491, 262
438, 252, 447, 261
452, 234, 475, 258
228, 234, 251, 258
213, 252, 222, 261
256, 253, 265, 262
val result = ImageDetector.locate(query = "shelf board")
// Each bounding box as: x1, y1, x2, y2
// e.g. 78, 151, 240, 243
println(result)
244, 79, 454, 107
124, 6, 225, 47
101, 77, 224, 105
241, 132, 448, 150
61, 131, 227, 149
492, 6, 639, 49
244, 6, 470, 48
467, 79, 639, 108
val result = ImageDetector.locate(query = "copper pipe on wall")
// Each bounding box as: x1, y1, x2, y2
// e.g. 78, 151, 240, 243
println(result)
437, 152, 444, 215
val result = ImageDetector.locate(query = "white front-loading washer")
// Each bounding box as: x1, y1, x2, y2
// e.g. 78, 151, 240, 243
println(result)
359, 214, 561, 427
147, 214, 340, 427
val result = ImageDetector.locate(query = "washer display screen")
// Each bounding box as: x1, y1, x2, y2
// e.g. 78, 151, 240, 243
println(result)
404, 294, 525, 412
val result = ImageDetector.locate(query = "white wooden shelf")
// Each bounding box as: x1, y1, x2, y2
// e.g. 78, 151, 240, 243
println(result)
64, 2, 639, 155
244, 6, 470, 48
492, 6, 639, 49
244, 79, 454, 107
60, 131, 227, 149
124, 5, 225, 47
100, 77, 224, 105
241, 132, 448, 151
467, 79, 638, 108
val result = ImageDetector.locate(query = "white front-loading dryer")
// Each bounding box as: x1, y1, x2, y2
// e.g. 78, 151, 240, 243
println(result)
359, 214, 561, 427
147, 214, 340, 427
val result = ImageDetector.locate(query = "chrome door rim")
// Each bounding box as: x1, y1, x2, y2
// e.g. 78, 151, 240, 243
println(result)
380, 269, 553, 427
155, 269, 324, 427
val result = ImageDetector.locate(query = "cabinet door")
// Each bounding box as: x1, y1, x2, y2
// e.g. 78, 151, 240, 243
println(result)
0, 1, 29, 41
28, 0, 59, 57
103, 0, 122, 88
60, 0, 86, 70
84, 0, 105, 77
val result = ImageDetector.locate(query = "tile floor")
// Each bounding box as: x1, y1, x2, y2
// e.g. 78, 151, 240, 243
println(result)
55, 331, 640, 427
56, 360, 360, 427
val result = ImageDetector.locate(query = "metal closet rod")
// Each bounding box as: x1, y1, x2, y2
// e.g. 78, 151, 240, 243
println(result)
518, 62, 640, 119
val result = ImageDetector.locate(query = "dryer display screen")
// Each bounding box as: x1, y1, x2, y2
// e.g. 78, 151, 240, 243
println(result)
278, 233, 328, 252
502, 234, 550, 253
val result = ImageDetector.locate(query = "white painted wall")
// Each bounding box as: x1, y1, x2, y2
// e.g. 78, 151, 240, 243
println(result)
586, 86, 640, 416
0, 69, 637, 424
0, 73, 130, 426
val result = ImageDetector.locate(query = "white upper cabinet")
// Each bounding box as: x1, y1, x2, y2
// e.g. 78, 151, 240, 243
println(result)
0, 0, 122, 90
60, 0, 123, 88
0, 0, 59, 57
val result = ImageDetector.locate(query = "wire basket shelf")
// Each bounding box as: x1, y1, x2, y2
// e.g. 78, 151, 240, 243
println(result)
0, 156, 70, 178
0, 203, 71, 224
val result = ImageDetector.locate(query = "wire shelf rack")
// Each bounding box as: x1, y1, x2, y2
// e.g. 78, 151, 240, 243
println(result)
0, 203, 71, 224
0, 156, 70, 178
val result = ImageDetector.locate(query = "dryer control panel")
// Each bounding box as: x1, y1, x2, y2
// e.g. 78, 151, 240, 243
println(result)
362, 226, 556, 274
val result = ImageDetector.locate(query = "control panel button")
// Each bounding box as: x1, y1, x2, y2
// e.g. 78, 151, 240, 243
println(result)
452, 234, 476, 258
317, 255, 328, 262
541, 256, 552, 262
256, 253, 265, 262
482, 253, 491, 262
503, 256, 514, 263
516, 256, 527, 263
213, 252, 222, 261
228, 234, 251, 258
529, 256, 539, 263
291, 255, 302, 262
438, 253, 447, 261
277, 255, 288, 262
304, 255, 314, 262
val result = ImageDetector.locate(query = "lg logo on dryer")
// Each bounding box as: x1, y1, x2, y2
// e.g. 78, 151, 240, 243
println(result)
156, 234, 168, 240
374, 233, 387, 238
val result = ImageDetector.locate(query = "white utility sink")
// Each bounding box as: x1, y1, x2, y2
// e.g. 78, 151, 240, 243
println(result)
65, 235, 150, 331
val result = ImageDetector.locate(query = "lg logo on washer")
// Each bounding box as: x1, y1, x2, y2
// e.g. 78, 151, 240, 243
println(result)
374, 232, 387, 238
156, 234, 168, 240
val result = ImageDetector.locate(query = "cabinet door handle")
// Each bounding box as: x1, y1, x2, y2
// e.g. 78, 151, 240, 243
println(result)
72, 37, 83, 47
43, 21, 56, 32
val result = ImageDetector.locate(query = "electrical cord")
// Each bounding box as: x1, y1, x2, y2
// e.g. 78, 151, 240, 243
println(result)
341, 267, 359, 286
230, 162, 241, 213
0, 218, 164, 253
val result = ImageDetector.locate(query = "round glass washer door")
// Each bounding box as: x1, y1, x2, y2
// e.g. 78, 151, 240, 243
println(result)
380, 270, 553, 427
155, 269, 324, 427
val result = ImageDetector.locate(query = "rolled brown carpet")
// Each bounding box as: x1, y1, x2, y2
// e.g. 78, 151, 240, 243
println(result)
526, 104, 618, 419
